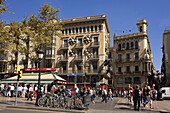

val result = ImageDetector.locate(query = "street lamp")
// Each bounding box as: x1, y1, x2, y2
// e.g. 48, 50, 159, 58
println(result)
35, 48, 44, 105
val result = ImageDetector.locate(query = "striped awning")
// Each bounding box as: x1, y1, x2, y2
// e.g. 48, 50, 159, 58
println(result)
0, 72, 66, 84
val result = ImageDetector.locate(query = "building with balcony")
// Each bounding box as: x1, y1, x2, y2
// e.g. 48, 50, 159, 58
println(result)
113, 19, 154, 89
57, 15, 111, 89
162, 30, 170, 86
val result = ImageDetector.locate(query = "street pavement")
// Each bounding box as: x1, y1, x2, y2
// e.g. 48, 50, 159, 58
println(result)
0, 96, 170, 113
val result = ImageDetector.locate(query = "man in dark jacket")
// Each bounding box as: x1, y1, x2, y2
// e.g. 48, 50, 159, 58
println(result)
134, 85, 141, 111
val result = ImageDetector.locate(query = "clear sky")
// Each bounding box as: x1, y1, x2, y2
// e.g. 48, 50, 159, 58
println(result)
2, 0, 170, 71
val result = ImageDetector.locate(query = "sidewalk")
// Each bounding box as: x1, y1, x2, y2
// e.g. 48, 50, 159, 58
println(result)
114, 97, 170, 113
0, 96, 87, 113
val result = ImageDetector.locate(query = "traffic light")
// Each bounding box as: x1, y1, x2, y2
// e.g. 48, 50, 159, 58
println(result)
14, 65, 20, 74
18, 71, 22, 78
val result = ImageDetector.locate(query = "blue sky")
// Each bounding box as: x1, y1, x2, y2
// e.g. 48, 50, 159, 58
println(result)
2, 0, 170, 71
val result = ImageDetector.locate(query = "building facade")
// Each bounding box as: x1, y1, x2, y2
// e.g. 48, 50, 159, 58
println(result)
57, 15, 111, 89
113, 19, 154, 89
162, 30, 170, 86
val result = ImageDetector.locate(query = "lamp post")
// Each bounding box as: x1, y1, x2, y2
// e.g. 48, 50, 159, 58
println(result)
35, 48, 44, 105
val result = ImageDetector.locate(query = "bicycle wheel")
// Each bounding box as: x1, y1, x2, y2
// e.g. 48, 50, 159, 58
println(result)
38, 98, 45, 107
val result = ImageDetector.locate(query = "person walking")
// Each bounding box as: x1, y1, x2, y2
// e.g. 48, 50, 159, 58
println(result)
101, 88, 107, 103
10, 84, 14, 97
143, 85, 148, 106
146, 86, 152, 109
22, 84, 27, 98
27, 85, 33, 101
108, 89, 113, 101
18, 85, 22, 97
133, 85, 141, 111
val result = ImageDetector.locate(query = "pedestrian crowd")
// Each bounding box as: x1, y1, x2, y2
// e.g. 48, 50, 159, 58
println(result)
127, 85, 156, 111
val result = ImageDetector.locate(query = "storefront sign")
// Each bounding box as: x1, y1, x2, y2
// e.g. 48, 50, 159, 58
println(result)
23, 68, 56, 71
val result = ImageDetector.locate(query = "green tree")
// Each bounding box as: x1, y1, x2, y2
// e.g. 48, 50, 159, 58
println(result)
2, 3, 63, 67
0, 0, 8, 15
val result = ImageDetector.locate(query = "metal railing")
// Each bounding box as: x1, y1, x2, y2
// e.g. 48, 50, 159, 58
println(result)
61, 44, 68, 48
91, 42, 100, 46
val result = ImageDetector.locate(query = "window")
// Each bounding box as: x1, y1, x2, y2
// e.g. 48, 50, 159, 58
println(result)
91, 26, 93, 32
72, 28, 75, 34
126, 53, 130, 61
145, 62, 147, 71
140, 26, 143, 32
69, 29, 71, 34
122, 43, 125, 48
118, 54, 122, 61
76, 28, 78, 34
87, 26, 89, 32
64, 40, 68, 47
78, 38, 82, 44
62, 30, 64, 34
117, 77, 123, 84
131, 42, 134, 49
93, 37, 98, 42
135, 66, 139, 72
108, 52, 112, 58
118, 44, 121, 50
125, 77, 132, 84
79, 27, 82, 33
135, 52, 139, 60
83, 27, 86, 33
93, 61, 98, 71
126, 66, 130, 72
65, 29, 68, 35
148, 63, 150, 71
126, 42, 129, 50
134, 77, 140, 84
95, 26, 97, 32
99, 25, 102, 31
62, 63, 67, 72
135, 41, 138, 49
118, 67, 122, 73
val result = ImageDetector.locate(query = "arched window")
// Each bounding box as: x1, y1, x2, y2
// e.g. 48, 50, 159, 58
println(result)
126, 42, 129, 50
134, 77, 140, 84
135, 41, 138, 49
125, 77, 132, 84
140, 26, 143, 32
117, 77, 123, 84
122, 43, 125, 48
118, 44, 121, 50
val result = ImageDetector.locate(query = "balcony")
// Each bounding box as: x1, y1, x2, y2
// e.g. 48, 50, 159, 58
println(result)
124, 71, 132, 75
116, 46, 140, 53
88, 69, 98, 74
91, 42, 100, 48
59, 56, 68, 62
75, 43, 83, 48
58, 70, 68, 75
115, 72, 123, 75
88, 54, 99, 61
60, 44, 69, 50
133, 71, 142, 74
77, 70, 83, 74
0, 57, 8, 60
73, 55, 83, 62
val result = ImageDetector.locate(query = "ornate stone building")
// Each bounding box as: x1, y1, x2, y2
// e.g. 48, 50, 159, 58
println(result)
162, 30, 170, 86
113, 19, 154, 89
57, 15, 111, 89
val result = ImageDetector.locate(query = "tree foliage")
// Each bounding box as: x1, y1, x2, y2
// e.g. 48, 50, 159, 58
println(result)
1, 3, 63, 65
0, 0, 8, 15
